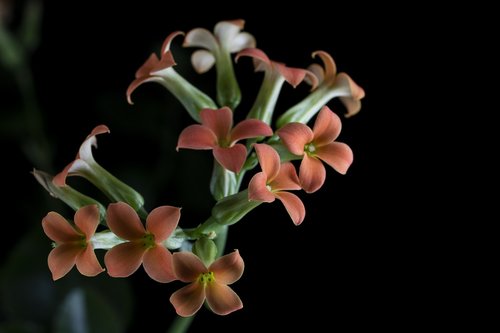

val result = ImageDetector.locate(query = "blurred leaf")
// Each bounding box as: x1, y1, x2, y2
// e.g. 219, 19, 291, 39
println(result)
0, 321, 44, 333
0, 27, 23, 69
19, 0, 43, 53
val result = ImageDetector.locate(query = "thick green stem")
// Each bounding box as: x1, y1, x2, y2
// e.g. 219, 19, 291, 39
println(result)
247, 72, 285, 125
215, 49, 241, 110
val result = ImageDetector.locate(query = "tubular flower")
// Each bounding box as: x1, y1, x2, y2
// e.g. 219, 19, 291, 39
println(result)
126, 31, 217, 121
170, 250, 244, 317
184, 20, 256, 109
236, 48, 318, 125
52, 125, 144, 211
104, 202, 180, 283
42, 205, 104, 280
248, 144, 305, 225
177, 107, 273, 173
277, 106, 353, 193
277, 50, 365, 127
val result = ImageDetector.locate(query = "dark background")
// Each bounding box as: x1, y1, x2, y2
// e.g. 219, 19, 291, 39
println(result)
0, 1, 431, 332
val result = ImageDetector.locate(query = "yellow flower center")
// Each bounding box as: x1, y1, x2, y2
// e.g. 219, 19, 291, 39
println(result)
141, 233, 156, 249
305, 142, 316, 155
198, 271, 216, 285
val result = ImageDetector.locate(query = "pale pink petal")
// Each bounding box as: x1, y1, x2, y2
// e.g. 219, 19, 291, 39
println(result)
52, 161, 73, 186
47, 244, 80, 280
335, 73, 365, 117
146, 206, 180, 242
104, 242, 144, 278
42, 212, 82, 243
312, 106, 342, 146
206, 283, 243, 316
235, 48, 271, 68
316, 142, 354, 175
274, 191, 306, 226
253, 144, 280, 180
183, 28, 218, 52
230, 119, 273, 143
176, 125, 217, 151
170, 282, 205, 317
213, 145, 247, 174
143, 246, 176, 283
200, 108, 233, 141
306, 63, 325, 84
172, 252, 206, 282
78, 125, 110, 162
126, 76, 162, 105
313, 50, 337, 78
106, 202, 145, 240
74, 205, 100, 240
209, 250, 244, 285
214, 20, 244, 48
277, 123, 312, 156
248, 172, 275, 203
75, 245, 104, 277
299, 155, 326, 194
160, 31, 184, 54
228, 32, 256, 53
191, 50, 215, 74
274, 63, 310, 88
340, 96, 362, 118
270, 162, 301, 191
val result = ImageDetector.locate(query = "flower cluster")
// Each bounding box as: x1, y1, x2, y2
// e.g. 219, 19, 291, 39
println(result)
34, 19, 364, 320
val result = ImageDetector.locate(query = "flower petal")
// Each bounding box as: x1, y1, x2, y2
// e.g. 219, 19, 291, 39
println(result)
306, 63, 325, 84
146, 206, 180, 242
135, 53, 160, 79
176, 124, 217, 151
277, 123, 312, 156
104, 242, 144, 278
74, 205, 100, 240
200, 107, 233, 141
126, 76, 162, 105
316, 142, 354, 175
253, 143, 280, 180
173, 252, 206, 282
209, 250, 244, 285
52, 161, 74, 186
228, 32, 256, 53
312, 106, 342, 146
213, 145, 247, 174
143, 246, 175, 283
206, 283, 243, 316
274, 63, 309, 88
106, 202, 145, 240
191, 50, 215, 74
299, 155, 326, 193
47, 244, 80, 280
78, 125, 110, 162
335, 73, 365, 117
312, 50, 337, 78
235, 48, 271, 69
248, 172, 275, 203
271, 162, 301, 191
214, 20, 244, 49
160, 31, 184, 54
42, 212, 82, 243
170, 282, 205, 317
183, 28, 218, 52
274, 191, 306, 226
75, 245, 104, 277
230, 119, 273, 143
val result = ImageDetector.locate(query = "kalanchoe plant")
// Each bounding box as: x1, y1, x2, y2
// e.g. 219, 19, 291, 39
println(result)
34, 19, 364, 333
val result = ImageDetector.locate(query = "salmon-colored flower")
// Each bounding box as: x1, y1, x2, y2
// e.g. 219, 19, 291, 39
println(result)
42, 205, 104, 280
277, 106, 353, 193
104, 202, 179, 283
170, 250, 244, 317
248, 144, 305, 225
177, 107, 273, 173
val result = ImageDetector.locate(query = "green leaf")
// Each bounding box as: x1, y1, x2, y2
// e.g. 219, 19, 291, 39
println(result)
19, 0, 43, 53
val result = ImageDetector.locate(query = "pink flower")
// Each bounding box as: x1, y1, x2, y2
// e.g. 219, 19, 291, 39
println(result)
170, 250, 244, 317
42, 205, 104, 280
104, 202, 180, 283
277, 106, 353, 193
177, 107, 273, 173
248, 144, 305, 225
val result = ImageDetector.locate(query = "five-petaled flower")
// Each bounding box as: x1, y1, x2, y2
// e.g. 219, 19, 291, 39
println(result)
277, 106, 353, 193
248, 143, 305, 225
104, 202, 180, 283
177, 107, 273, 173
42, 204, 104, 280
170, 250, 244, 317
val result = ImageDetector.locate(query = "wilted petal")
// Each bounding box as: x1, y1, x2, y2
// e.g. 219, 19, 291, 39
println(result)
75, 245, 104, 277
48, 244, 80, 280
52, 161, 74, 187
274, 63, 313, 89
299, 155, 326, 193
74, 205, 100, 240
235, 48, 271, 68
173, 252, 206, 282
177, 125, 217, 150
200, 107, 233, 141
126, 76, 162, 105
277, 123, 313, 156
143, 246, 175, 283
209, 250, 244, 285
214, 20, 244, 48
335, 73, 365, 117
104, 242, 144, 278
135, 53, 160, 78
248, 172, 275, 203
183, 28, 218, 52
146, 206, 180, 242
106, 202, 145, 240
316, 142, 354, 175
274, 191, 306, 226
253, 144, 280, 180
170, 282, 205, 317
230, 119, 273, 143
306, 63, 325, 84
228, 32, 256, 53
160, 31, 184, 54
42, 212, 82, 243
213, 145, 247, 174
312, 106, 342, 146
313, 51, 337, 78
206, 283, 243, 316
271, 162, 301, 191
78, 125, 110, 162
149, 52, 176, 76
191, 50, 216, 74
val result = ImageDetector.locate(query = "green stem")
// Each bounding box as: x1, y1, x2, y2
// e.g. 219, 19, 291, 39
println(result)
166, 315, 195, 333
